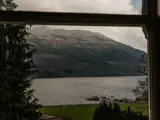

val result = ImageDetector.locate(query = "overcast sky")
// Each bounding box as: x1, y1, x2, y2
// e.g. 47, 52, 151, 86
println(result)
14, 0, 146, 52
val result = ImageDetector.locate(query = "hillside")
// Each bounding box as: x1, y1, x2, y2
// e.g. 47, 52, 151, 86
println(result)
28, 27, 144, 78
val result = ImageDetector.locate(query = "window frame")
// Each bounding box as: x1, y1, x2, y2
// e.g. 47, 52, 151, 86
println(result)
0, 0, 159, 120
0, 11, 150, 26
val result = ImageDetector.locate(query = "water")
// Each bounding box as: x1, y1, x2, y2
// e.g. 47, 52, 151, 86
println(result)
31, 76, 146, 105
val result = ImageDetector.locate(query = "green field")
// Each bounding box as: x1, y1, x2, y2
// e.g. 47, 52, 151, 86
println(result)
39, 103, 148, 120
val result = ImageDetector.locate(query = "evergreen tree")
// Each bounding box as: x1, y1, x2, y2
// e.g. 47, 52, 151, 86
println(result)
133, 53, 148, 102
0, 0, 41, 120
93, 103, 147, 120
0, 1, 12, 119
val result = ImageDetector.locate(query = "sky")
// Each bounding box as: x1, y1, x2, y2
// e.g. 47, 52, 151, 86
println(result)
14, 0, 147, 52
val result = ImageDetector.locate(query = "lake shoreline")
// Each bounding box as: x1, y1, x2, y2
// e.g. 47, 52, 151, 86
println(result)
32, 76, 146, 105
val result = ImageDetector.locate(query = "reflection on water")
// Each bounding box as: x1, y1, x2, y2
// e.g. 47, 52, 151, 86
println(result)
32, 76, 146, 105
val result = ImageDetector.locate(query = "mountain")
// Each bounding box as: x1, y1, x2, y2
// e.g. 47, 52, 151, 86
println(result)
28, 27, 144, 78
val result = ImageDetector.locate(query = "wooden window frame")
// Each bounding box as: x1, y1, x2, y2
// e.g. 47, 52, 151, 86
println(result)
0, 11, 151, 26
0, 0, 159, 120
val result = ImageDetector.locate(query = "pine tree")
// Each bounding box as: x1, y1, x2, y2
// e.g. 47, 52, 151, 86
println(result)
93, 103, 147, 120
0, 1, 12, 119
133, 53, 148, 102
0, 0, 41, 120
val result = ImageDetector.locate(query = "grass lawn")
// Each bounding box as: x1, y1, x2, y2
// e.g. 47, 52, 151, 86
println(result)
39, 103, 148, 120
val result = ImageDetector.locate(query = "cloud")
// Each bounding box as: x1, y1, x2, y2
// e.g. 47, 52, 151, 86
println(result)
15, 0, 139, 14
14, 0, 147, 52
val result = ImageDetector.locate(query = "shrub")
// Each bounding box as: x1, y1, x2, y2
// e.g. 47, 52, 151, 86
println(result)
93, 102, 148, 120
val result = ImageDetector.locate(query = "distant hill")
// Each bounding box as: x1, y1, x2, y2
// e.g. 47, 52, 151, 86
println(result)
28, 27, 145, 78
